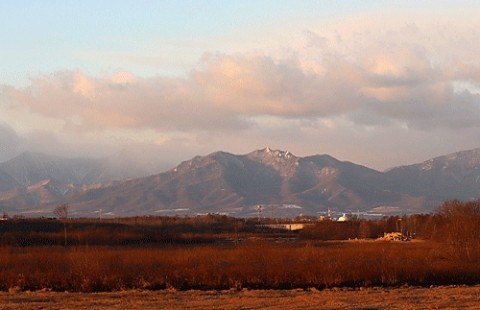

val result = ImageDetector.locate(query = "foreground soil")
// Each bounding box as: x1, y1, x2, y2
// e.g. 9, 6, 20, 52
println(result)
2, 285, 480, 309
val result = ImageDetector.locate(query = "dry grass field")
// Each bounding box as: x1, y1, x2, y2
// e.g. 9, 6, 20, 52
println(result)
1, 200, 480, 308
2, 240, 479, 292
2, 285, 480, 309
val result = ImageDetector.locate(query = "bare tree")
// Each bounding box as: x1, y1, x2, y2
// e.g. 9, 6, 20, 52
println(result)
54, 204, 69, 246
436, 200, 480, 260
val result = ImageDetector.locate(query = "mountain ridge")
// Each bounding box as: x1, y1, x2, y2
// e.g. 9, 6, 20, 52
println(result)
1, 147, 480, 217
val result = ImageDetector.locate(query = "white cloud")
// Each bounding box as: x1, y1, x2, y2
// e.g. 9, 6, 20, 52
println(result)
1, 18, 480, 169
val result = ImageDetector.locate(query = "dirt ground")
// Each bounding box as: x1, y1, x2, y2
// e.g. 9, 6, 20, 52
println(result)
1, 285, 480, 309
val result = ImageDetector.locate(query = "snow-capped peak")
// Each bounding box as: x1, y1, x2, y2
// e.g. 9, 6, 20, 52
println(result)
256, 147, 294, 159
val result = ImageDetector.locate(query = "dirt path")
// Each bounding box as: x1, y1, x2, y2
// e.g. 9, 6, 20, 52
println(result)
2, 286, 480, 309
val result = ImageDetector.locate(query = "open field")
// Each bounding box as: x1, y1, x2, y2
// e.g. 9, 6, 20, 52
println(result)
1, 240, 480, 292
1, 200, 480, 310
2, 285, 480, 309
1, 202, 480, 292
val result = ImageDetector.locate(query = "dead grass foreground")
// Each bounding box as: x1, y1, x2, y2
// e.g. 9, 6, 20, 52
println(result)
2, 285, 480, 310
1, 240, 480, 292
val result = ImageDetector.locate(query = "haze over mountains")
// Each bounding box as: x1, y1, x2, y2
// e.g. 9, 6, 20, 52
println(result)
1, 147, 480, 218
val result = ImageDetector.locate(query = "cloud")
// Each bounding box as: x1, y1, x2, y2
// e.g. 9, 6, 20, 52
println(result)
0, 123, 22, 161
5, 27, 480, 134
1, 19, 480, 169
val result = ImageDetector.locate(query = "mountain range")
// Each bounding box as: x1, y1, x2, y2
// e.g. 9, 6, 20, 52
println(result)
1, 147, 480, 217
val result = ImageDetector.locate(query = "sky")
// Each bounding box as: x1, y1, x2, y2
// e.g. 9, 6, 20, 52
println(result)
1, 1, 480, 171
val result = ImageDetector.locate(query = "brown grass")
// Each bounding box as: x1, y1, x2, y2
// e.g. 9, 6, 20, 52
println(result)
1, 200, 480, 292
1, 240, 479, 292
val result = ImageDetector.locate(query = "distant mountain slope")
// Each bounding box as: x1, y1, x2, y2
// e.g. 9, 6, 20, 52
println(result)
1, 147, 480, 217
60, 148, 424, 217
385, 148, 480, 204
0, 170, 18, 192
0, 151, 164, 213
0, 151, 162, 187
0, 151, 99, 187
